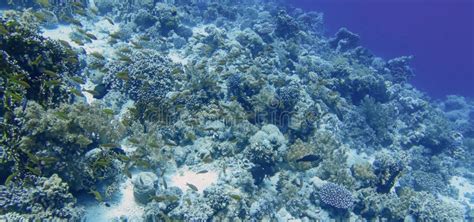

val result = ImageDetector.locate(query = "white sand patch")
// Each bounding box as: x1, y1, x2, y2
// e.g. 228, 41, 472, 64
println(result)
346, 149, 374, 166
121, 143, 137, 153
192, 25, 209, 37
310, 176, 329, 189
118, 100, 135, 121
263, 172, 280, 192
170, 167, 218, 194
450, 176, 474, 207
42, 18, 119, 56
83, 178, 144, 221
42, 25, 75, 45
88, 0, 97, 9
81, 19, 119, 55
81, 80, 96, 105
168, 50, 188, 65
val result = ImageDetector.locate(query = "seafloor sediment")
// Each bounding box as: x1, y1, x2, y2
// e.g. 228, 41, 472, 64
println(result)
0, 0, 473, 221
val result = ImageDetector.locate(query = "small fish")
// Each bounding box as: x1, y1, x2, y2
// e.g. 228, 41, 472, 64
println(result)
35, 0, 50, 7
229, 194, 242, 201
23, 150, 38, 163
186, 183, 198, 192
197, 170, 208, 174
100, 143, 119, 148
131, 41, 143, 49
4, 171, 18, 186
296, 154, 320, 163
89, 7, 99, 15
0, 24, 8, 35
134, 159, 151, 169
71, 76, 85, 84
71, 1, 84, 8
39, 156, 58, 165
109, 32, 121, 39
7, 91, 23, 103
76, 28, 87, 34
185, 198, 191, 205
69, 18, 83, 27
128, 138, 140, 144
118, 47, 132, 53
58, 40, 71, 48
124, 168, 132, 178
86, 33, 97, 40
148, 140, 160, 148
89, 189, 103, 202
108, 38, 118, 45
111, 147, 126, 155
43, 69, 58, 77
94, 158, 110, 167
116, 71, 129, 81
45, 79, 62, 87
71, 38, 84, 46
26, 166, 41, 175
74, 9, 87, 16
202, 154, 213, 163
104, 17, 114, 25
117, 154, 130, 162
30, 55, 43, 66
10, 78, 30, 89
123, 162, 132, 178
102, 108, 114, 115
90, 52, 105, 60
162, 178, 168, 189
67, 56, 79, 65
139, 35, 150, 41
83, 89, 98, 96
104, 202, 111, 207
118, 54, 132, 63
69, 88, 84, 97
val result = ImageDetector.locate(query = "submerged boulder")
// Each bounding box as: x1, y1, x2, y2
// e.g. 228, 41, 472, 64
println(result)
132, 172, 159, 204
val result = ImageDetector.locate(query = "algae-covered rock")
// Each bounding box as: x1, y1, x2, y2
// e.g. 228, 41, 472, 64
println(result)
132, 172, 159, 204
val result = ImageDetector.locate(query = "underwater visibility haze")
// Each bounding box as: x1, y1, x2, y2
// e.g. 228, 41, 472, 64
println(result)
0, 0, 473, 221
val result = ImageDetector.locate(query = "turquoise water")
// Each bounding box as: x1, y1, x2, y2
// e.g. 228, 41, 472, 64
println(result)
0, 0, 473, 221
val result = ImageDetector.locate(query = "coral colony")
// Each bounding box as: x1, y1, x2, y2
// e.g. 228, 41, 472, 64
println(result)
0, 0, 473, 221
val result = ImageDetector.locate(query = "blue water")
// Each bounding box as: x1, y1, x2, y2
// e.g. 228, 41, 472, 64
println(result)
287, 0, 474, 99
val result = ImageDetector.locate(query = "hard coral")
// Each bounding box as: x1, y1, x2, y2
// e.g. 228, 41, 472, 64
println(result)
0, 174, 81, 220
318, 182, 354, 209
13, 101, 125, 191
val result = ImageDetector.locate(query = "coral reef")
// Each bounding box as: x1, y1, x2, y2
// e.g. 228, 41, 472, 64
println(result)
0, 174, 81, 220
0, 0, 472, 221
10, 101, 126, 191
318, 182, 355, 209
